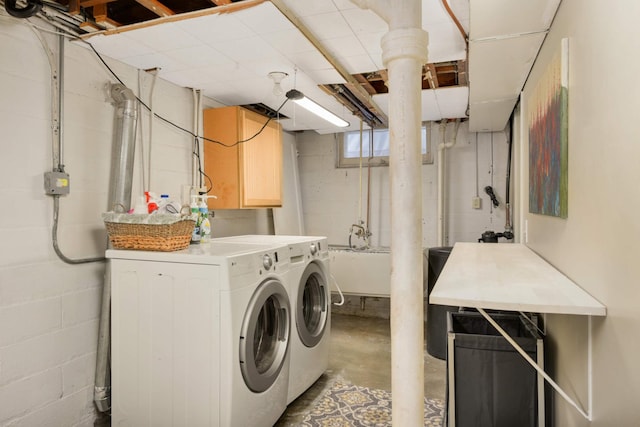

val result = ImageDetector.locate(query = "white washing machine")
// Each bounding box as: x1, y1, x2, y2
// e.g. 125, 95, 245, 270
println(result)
212, 235, 331, 404
107, 241, 291, 427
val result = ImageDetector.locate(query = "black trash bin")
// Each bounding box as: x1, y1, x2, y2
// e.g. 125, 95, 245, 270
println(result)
446, 311, 544, 427
425, 247, 457, 360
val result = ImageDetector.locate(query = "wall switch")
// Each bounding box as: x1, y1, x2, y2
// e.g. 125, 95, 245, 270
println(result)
472, 197, 482, 209
44, 171, 70, 195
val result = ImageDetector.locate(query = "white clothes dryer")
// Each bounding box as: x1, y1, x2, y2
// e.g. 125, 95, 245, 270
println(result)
211, 235, 331, 404
108, 241, 291, 427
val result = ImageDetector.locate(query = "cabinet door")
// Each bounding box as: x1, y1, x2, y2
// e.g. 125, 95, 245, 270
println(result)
239, 109, 282, 207
203, 107, 241, 209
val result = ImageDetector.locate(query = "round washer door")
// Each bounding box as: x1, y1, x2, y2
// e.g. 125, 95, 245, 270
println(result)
239, 278, 290, 393
296, 262, 329, 348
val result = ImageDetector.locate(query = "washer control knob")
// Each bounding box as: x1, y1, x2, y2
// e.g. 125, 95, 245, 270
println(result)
262, 254, 273, 270
310, 243, 318, 255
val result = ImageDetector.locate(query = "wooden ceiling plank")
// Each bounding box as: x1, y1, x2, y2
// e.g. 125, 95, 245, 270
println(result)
92, 3, 107, 21
81, 0, 266, 39
426, 63, 439, 89
135, 0, 175, 17
210, 0, 232, 4
80, 0, 117, 7
68, 0, 80, 15
93, 4, 120, 29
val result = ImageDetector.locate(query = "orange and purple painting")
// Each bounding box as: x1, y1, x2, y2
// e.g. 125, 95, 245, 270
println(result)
528, 39, 568, 218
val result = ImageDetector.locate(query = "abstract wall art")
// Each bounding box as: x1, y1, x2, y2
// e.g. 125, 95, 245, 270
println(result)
528, 38, 569, 218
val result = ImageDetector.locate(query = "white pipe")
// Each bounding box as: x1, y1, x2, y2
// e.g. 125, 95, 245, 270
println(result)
436, 119, 461, 246
368, 0, 428, 424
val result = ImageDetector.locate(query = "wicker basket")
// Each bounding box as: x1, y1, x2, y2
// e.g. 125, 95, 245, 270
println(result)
103, 213, 195, 252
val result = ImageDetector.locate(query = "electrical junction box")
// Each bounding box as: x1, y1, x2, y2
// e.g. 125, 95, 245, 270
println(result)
44, 171, 70, 195
472, 197, 482, 209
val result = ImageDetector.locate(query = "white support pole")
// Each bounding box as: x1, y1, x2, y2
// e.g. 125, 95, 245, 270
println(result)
351, 1, 428, 424
383, 5, 428, 427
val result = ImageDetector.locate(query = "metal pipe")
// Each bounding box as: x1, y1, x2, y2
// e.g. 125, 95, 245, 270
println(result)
95, 83, 138, 413
57, 32, 64, 171
107, 83, 138, 211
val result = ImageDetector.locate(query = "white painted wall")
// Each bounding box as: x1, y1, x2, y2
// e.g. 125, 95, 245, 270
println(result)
517, 0, 640, 424
0, 15, 262, 426
296, 122, 510, 248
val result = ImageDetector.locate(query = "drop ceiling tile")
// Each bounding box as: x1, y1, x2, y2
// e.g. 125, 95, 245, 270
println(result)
435, 87, 469, 118
305, 68, 346, 85
336, 54, 377, 74
122, 51, 185, 74
88, 34, 155, 60
355, 30, 385, 56
468, 98, 518, 132
212, 35, 281, 61
470, 0, 560, 39
261, 29, 317, 55
333, 0, 360, 11
236, 2, 292, 34
423, 0, 454, 26
163, 45, 234, 68
302, 11, 353, 40
281, 0, 338, 18
469, 32, 545, 101
125, 22, 201, 52
321, 35, 367, 58
340, 8, 387, 34
421, 90, 443, 121
426, 21, 467, 63
293, 50, 334, 72
177, 13, 254, 43
244, 56, 295, 78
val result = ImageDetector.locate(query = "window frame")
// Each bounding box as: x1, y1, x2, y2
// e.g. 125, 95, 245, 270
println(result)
337, 123, 433, 168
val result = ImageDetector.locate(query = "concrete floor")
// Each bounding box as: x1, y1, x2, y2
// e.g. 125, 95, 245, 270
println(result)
274, 312, 447, 426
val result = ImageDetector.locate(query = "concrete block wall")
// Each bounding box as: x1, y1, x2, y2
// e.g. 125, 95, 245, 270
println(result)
0, 14, 260, 426
295, 122, 510, 249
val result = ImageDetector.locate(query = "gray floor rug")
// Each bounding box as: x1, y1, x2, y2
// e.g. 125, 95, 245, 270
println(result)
300, 379, 444, 427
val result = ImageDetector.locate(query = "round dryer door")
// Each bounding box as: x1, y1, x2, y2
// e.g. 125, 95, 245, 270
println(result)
297, 262, 329, 348
239, 278, 290, 393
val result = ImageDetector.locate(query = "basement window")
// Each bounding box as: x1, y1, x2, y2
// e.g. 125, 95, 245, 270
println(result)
338, 124, 433, 168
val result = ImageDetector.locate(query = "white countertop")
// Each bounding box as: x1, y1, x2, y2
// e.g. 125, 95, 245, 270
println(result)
429, 242, 606, 316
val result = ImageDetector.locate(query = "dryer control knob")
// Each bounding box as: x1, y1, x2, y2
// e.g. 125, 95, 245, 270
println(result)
262, 254, 273, 270
310, 243, 318, 255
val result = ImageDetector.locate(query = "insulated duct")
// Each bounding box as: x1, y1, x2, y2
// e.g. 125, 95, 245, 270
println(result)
94, 83, 138, 413
107, 83, 138, 211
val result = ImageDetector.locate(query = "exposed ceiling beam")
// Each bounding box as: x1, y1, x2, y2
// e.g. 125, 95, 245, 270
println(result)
135, 0, 175, 17
81, 0, 265, 38
93, 3, 120, 29
425, 64, 439, 89
270, 0, 388, 126
81, 0, 118, 7
210, 0, 232, 4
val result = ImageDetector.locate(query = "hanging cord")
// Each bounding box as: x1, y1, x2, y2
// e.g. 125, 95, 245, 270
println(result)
86, 42, 288, 150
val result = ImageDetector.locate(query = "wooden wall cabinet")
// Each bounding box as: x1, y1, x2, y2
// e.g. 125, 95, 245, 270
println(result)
203, 106, 282, 209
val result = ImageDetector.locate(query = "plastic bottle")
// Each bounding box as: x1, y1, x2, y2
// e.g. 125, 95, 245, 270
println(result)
198, 193, 211, 243
145, 191, 159, 213
190, 195, 201, 244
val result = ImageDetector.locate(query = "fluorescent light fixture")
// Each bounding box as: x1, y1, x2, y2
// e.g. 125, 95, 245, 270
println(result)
286, 89, 349, 128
